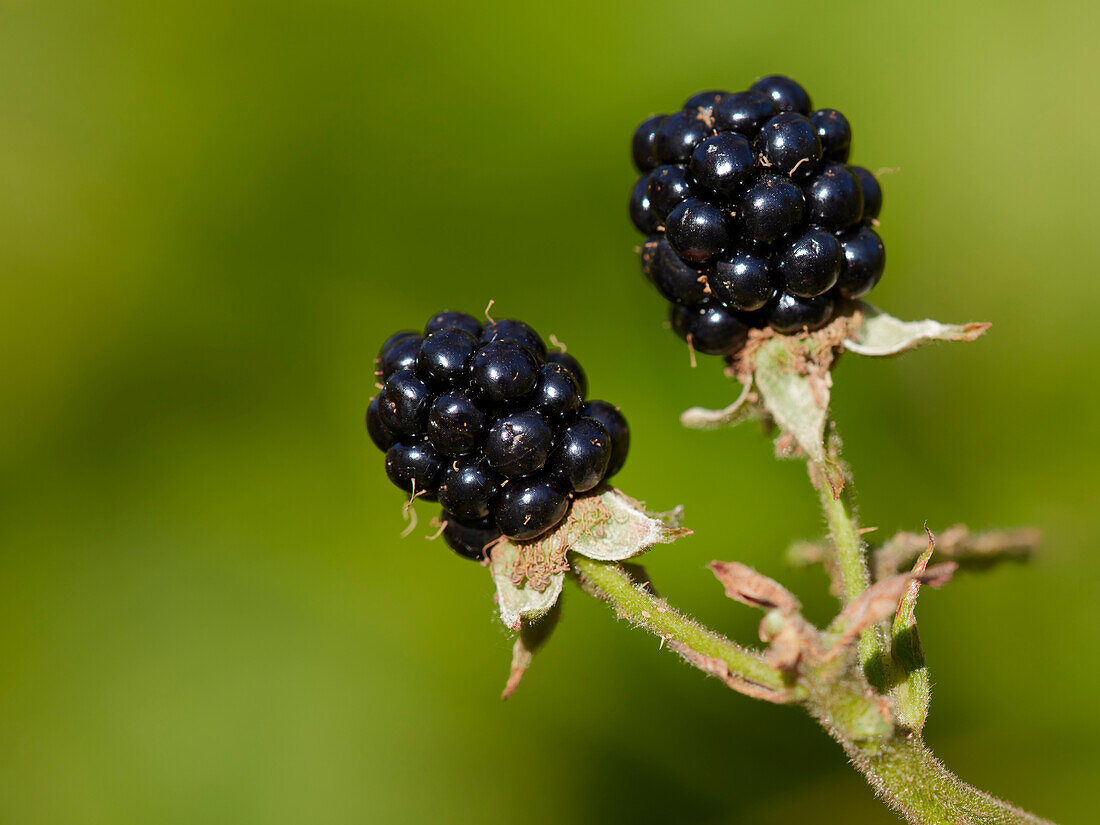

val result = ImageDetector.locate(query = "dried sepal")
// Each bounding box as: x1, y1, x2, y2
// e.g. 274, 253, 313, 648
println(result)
501, 598, 562, 700
709, 561, 801, 614
491, 487, 690, 629
844, 303, 991, 357
680, 381, 757, 430
886, 529, 935, 729
822, 561, 957, 661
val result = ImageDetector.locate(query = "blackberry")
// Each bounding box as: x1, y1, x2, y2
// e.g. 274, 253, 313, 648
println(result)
837, 226, 886, 298
532, 363, 582, 422
378, 334, 423, 381
648, 236, 710, 305
425, 311, 482, 338
665, 199, 730, 265
484, 411, 553, 478
711, 251, 776, 311
850, 166, 882, 221
750, 75, 812, 114
385, 439, 443, 499
495, 477, 571, 541
630, 175, 660, 235
417, 328, 479, 389
368, 312, 630, 544
378, 370, 432, 435
579, 400, 630, 479
810, 109, 852, 162
768, 291, 835, 333
548, 418, 612, 493
426, 390, 485, 455
759, 112, 822, 180
646, 164, 694, 221
438, 456, 501, 523
803, 162, 864, 231
632, 114, 667, 173
627, 75, 889, 356
654, 110, 713, 165
442, 514, 500, 562
714, 91, 777, 136
366, 396, 396, 452
546, 351, 588, 399
777, 227, 843, 298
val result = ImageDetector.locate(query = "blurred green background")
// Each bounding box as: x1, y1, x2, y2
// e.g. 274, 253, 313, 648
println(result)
1, 0, 1097, 822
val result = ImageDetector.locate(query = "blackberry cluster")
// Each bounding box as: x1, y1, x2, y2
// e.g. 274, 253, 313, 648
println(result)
629, 76, 886, 355
368, 311, 630, 560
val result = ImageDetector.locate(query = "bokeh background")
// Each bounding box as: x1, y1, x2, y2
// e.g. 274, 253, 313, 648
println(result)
2, 0, 1098, 822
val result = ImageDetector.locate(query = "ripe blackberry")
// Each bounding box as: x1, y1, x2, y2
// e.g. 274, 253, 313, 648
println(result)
546, 351, 588, 399
548, 418, 611, 493
750, 75, 812, 115
627, 75, 889, 356
768, 291, 835, 333
632, 114, 667, 173
369, 312, 630, 544
837, 226, 886, 298
758, 112, 822, 180
666, 198, 730, 265
777, 227, 843, 298
442, 514, 500, 562
655, 110, 713, 164
850, 166, 882, 221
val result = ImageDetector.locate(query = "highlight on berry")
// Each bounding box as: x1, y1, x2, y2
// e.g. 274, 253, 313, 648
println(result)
630, 76, 886, 357
368, 310, 631, 560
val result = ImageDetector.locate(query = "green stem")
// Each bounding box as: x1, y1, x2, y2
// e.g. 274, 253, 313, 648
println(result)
573, 556, 1055, 825
571, 555, 793, 699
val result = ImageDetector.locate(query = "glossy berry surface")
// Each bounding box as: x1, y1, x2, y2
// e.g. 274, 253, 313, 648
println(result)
759, 112, 822, 179
665, 199, 729, 264
425, 311, 482, 338
426, 391, 485, 455
441, 515, 500, 561
672, 301, 746, 355
750, 75, 812, 114
777, 227, 843, 298
837, 226, 886, 298
740, 175, 805, 245
645, 237, 709, 305
646, 164, 693, 220
532, 363, 582, 422
378, 370, 432, 434
385, 439, 443, 498
417, 328, 478, 389
850, 166, 882, 220
484, 411, 553, 478
548, 418, 611, 493
632, 114, 666, 173
368, 312, 629, 544
579, 401, 630, 479
495, 478, 570, 541
366, 396, 396, 452
438, 456, 501, 522
768, 291, 835, 333
629, 175, 660, 234
810, 109, 852, 162
469, 342, 539, 404
712, 251, 776, 311
627, 75, 889, 356
690, 133, 755, 198
803, 162, 864, 231
546, 351, 587, 399
654, 110, 712, 164
713, 91, 776, 136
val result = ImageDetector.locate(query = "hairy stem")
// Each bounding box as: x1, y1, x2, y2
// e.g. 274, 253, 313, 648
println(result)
572, 557, 1053, 824
571, 555, 794, 700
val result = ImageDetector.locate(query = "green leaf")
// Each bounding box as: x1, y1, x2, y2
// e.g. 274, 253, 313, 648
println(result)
845, 303, 991, 357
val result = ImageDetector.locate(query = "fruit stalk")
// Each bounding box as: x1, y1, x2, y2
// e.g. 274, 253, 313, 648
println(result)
572, 556, 1054, 825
